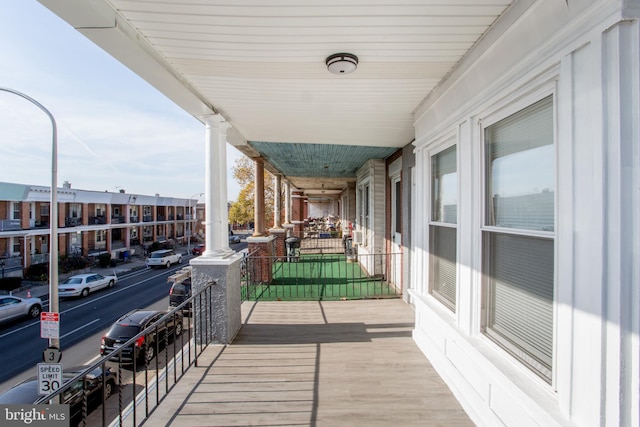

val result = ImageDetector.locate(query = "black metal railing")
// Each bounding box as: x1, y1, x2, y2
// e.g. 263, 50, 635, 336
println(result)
65, 217, 82, 227
241, 252, 402, 301
35, 281, 216, 427
111, 215, 126, 224
89, 216, 107, 225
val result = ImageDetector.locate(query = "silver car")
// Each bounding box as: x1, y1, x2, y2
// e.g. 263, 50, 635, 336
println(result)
0, 295, 43, 324
58, 273, 118, 298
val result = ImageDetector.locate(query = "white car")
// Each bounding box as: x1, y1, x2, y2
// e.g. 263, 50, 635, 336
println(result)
0, 295, 43, 324
146, 249, 182, 268
58, 273, 118, 298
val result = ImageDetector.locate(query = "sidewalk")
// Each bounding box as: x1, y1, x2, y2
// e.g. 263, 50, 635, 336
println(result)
10, 245, 192, 300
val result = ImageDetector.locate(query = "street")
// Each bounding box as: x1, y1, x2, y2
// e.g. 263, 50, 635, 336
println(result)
0, 264, 186, 394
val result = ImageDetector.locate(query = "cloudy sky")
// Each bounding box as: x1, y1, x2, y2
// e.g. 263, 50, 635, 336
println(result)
0, 0, 243, 202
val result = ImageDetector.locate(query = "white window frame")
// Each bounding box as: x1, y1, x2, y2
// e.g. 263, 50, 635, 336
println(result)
11, 237, 20, 255
12, 202, 20, 220
479, 90, 558, 385
428, 141, 458, 312
69, 203, 81, 218
357, 179, 370, 246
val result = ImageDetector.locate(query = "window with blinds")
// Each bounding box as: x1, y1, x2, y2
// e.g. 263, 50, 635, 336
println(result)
484, 232, 554, 379
429, 145, 457, 311
482, 95, 555, 383
430, 225, 457, 310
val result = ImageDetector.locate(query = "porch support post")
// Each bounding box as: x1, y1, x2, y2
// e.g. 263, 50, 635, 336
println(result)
273, 174, 282, 229
283, 180, 294, 237
202, 115, 233, 257
253, 158, 266, 237
284, 180, 291, 225
269, 174, 286, 258
292, 190, 305, 238
190, 113, 243, 345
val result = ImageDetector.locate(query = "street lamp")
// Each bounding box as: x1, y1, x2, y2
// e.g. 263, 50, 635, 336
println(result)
0, 87, 59, 350
187, 193, 203, 254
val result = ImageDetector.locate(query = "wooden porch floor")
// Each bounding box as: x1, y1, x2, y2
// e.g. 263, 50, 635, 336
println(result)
145, 299, 473, 426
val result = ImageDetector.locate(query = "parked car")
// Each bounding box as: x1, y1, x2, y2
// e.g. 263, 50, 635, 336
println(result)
229, 233, 241, 244
58, 273, 117, 298
100, 309, 184, 364
0, 365, 117, 426
191, 244, 205, 256
146, 249, 182, 268
0, 295, 43, 324
169, 278, 192, 314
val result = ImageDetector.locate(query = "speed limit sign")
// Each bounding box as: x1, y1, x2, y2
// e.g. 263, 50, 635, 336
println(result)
37, 363, 63, 396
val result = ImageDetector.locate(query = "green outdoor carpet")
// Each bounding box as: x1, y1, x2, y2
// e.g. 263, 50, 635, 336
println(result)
243, 254, 399, 301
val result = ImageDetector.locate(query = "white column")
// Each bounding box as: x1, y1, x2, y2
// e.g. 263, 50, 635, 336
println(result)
284, 180, 291, 225
273, 174, 282, 229
203, 115, 233, 257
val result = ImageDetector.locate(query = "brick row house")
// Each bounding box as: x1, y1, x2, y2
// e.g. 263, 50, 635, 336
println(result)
0, 181, 200, 277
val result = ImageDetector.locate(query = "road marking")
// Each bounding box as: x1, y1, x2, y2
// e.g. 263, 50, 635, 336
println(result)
59, 318, 101, 339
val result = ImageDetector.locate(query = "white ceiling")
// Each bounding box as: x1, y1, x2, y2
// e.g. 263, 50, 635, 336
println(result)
38, 0, 514, 191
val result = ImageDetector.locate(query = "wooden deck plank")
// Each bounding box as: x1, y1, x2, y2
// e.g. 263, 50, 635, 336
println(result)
145, 299, 474, 426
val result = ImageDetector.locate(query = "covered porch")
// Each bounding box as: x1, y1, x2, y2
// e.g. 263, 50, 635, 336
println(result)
144, 298, 472, 427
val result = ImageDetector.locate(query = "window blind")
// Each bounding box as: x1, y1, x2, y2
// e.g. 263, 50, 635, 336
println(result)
485, 232, 554, 381
430, 225, 457, 311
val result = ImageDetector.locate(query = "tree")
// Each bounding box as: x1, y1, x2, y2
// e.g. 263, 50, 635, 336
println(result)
228, 184, 254, 226
229, 156, 280, 228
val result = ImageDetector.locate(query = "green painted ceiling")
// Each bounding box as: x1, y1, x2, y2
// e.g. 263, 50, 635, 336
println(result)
249, 142, 397, 179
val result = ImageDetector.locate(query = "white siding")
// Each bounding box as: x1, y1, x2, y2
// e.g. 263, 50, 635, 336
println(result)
412, 1, 640, 426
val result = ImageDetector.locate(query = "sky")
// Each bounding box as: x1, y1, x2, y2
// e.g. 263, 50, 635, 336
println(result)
0, 0, 243, 202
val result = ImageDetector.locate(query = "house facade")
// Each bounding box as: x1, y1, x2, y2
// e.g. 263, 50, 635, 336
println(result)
407, 2, 639, 426
0, 181, 200, 277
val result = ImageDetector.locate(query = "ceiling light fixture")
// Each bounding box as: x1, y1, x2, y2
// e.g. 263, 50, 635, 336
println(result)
326, 53, 358, 74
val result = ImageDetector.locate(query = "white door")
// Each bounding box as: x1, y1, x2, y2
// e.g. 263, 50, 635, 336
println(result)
390, 175, 402, 287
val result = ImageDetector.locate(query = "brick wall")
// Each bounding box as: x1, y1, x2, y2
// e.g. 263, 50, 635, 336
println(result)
247, 239, 274, 282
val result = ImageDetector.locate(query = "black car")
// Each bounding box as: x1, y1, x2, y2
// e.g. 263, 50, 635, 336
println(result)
100, 309, 183, 364
0, 365, 117, 426
169, 278, 192, 314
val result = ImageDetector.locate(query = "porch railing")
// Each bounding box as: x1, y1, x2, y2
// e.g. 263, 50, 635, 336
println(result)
89, 216, 107, 225
0, 219, 21, 231
35, 280, 216, 427
31, 253, 48, 265
1, 256, 23, 277
65, 217, 82, 227
111, 215, 125, 224
241, 252, 402, 301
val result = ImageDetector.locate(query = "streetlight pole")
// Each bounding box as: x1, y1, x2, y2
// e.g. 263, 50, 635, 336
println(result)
0, 87, 59, 350
187, 193, 203, 255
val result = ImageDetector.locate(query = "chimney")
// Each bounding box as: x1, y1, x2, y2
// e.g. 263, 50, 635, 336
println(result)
119, 189, 125, 193
63, 181, 71, 189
